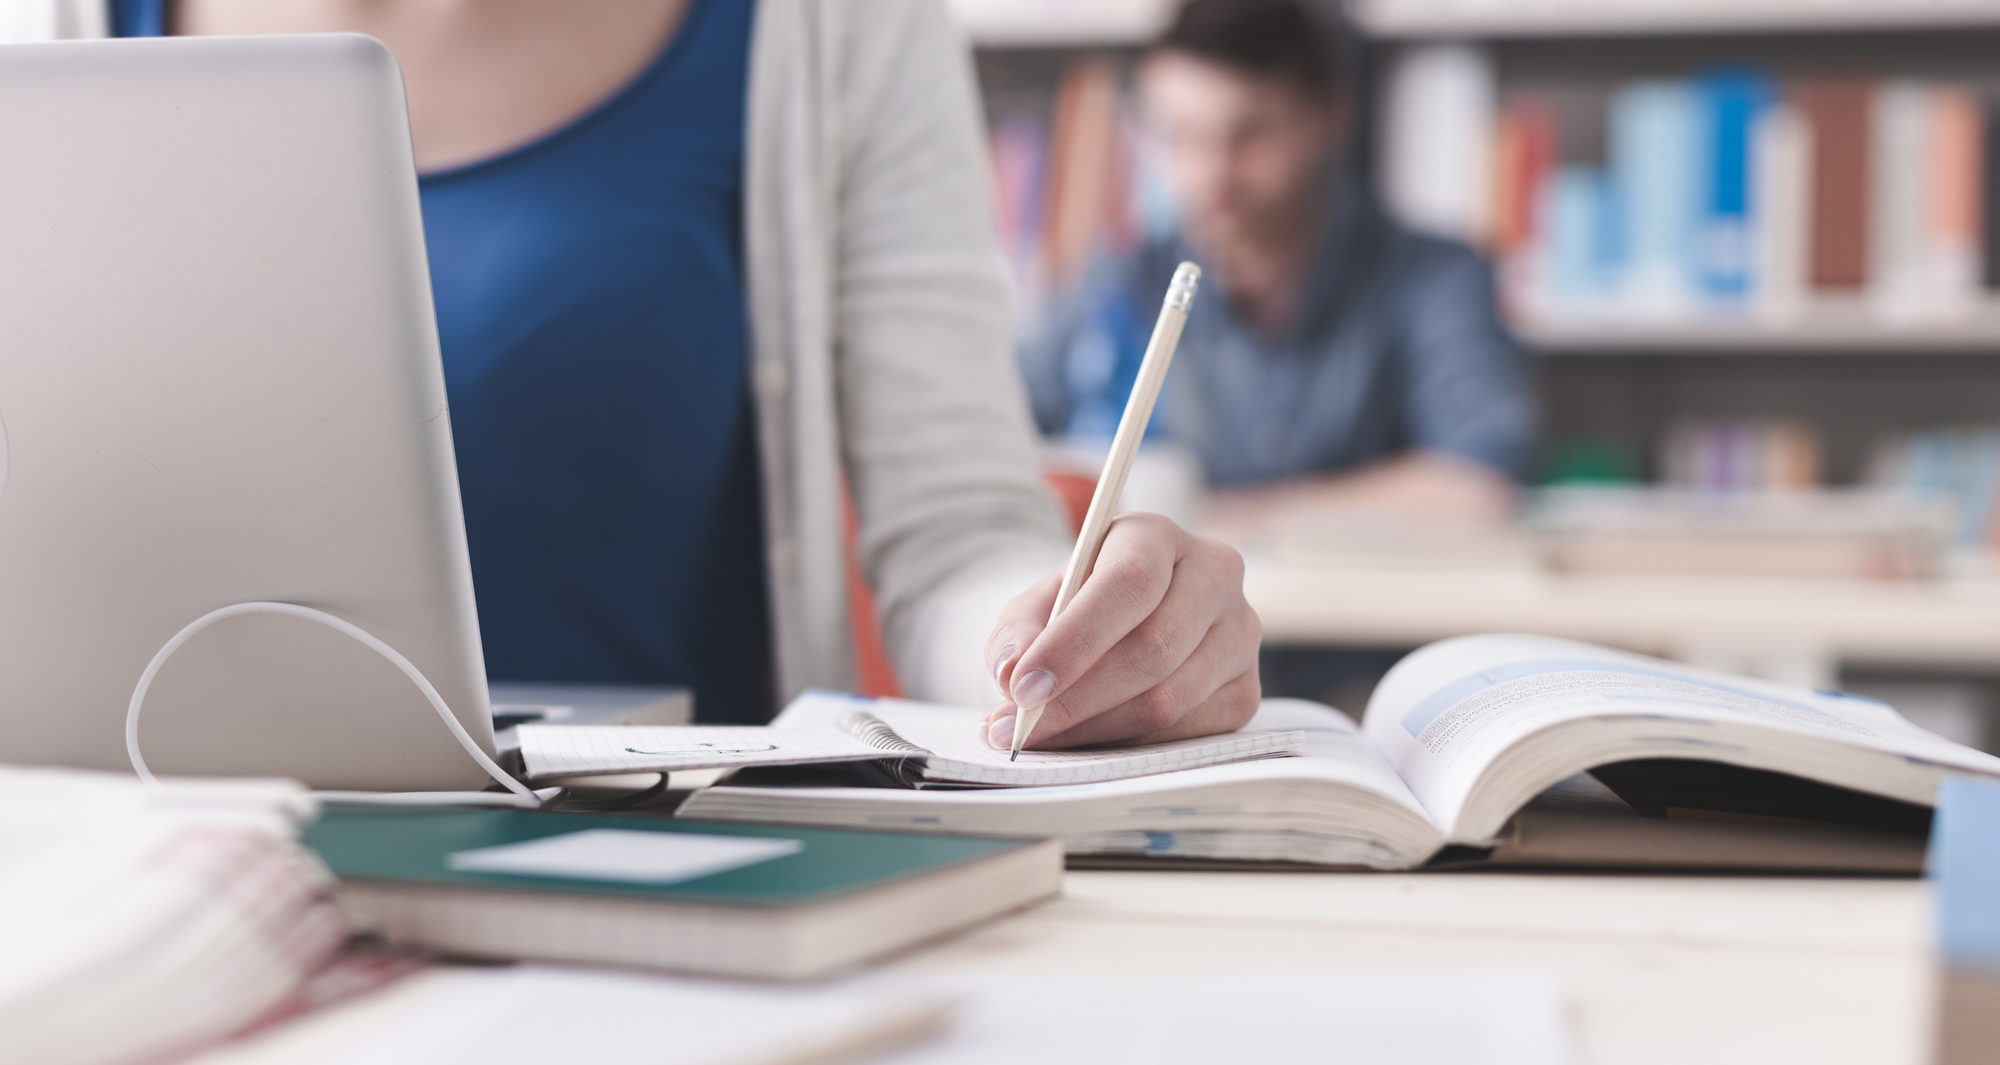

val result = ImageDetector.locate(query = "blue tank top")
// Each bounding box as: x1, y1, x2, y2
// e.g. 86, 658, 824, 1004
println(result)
116, 0, 774, 722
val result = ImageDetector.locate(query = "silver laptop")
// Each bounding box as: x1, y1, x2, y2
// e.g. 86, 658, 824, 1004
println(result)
0, 34, 498, 790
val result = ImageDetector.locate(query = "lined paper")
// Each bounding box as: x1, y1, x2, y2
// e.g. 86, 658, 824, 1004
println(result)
809, 694, 1305, 787
516, 725, 879, 780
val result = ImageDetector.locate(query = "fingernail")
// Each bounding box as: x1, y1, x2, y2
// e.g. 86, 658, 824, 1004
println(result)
1012, 668, 1055, 708
986, 714, 1016, 749
991, 644, 1017, 682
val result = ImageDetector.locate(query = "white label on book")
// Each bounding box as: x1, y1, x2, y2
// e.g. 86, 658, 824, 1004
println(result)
446, 829, 803, 884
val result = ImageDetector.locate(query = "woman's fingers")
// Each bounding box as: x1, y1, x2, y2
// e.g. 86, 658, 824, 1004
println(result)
1002, 513, 1182, 718
1033, 605, 1262, 749
1011, 545, 1232, 743
1129, 670, 1262, 745
984, 571, 1059, 695
981, 512, 1261, 750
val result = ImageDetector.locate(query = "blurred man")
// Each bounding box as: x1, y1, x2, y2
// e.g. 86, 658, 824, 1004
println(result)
1021, 0, 1535, 529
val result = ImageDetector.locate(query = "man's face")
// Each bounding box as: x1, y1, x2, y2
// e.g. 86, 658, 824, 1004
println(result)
1139, 53, 1339, 256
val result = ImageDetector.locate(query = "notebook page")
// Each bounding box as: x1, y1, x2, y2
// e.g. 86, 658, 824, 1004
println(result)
701, 701, 1427, 814
857, 700, 1303, 786
774, 692, 1306, 786
516, 724, 881, 780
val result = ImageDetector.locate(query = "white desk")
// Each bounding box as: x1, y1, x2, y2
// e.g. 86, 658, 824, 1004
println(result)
197, 870, 1936, 1065
1241, 551, 2000, 687
892, 872, 1935, 1065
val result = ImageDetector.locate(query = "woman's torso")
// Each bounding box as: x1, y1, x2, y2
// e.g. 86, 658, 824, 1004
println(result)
114, 0, 776, 721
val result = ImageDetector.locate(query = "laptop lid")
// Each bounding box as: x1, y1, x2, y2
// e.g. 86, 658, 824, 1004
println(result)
0, 34, 496, 790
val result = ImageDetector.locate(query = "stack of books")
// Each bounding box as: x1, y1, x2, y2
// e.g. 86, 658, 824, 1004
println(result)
1528, 485, 1958, 579
0, 767, 349, 1065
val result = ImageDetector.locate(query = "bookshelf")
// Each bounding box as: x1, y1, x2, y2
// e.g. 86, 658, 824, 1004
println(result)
1524, 307, 2000, 355
953, 1, 2000, 46
1356, 0, 2000, 41
948, 0, 1171, 48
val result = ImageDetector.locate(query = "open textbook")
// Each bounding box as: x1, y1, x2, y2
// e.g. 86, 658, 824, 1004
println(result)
680, 634, 2000, 871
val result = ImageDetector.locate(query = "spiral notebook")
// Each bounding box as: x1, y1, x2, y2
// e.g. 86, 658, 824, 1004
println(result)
517, 691, 1304, 787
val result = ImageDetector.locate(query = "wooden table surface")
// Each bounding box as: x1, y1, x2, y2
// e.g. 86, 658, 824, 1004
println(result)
1240, 551, 2000, 685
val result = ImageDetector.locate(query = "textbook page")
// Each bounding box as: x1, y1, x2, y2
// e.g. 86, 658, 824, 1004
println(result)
1361, 634, 2000, 839
685, 700, 1443, 867
776, 692, 1304, 787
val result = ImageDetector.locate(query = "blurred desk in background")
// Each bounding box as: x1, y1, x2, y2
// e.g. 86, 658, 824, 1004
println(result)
1240, 548, 2000, 690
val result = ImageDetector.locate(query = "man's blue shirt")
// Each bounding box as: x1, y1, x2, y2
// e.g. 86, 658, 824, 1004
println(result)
1021, 181, 1536, 486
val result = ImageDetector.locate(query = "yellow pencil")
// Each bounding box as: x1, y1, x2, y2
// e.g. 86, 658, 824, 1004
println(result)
1011, 261, 1202, 760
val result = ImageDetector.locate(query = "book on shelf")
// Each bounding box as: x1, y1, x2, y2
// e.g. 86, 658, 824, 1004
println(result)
680, 634, 2000, 874
303, 808, 1061, 981
1659, 418, 1824, 493
1866, 425, 2000, 550
984, 56, 1144, 326
1379, 43, 1498, 243
1799, 76, 1874, 294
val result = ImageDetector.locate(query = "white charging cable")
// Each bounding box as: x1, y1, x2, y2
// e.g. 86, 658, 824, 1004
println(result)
126, 601, 555, 809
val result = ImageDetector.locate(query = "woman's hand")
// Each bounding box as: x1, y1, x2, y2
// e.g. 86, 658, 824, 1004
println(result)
982, 513, 1262, 749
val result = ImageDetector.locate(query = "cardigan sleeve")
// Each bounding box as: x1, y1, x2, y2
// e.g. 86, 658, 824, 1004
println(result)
829, 0, 1071, 708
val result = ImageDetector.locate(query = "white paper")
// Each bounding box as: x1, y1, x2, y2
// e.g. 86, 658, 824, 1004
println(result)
516, 724, 880, 779
684, 700, 1443, 868
320, 966, 950, 1065
445, 829, 802, 884
866, 971, 1574, 1065
787, 692, 1306, 786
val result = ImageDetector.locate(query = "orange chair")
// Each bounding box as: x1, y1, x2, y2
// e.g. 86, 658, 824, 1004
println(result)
845, 472, 1093, 698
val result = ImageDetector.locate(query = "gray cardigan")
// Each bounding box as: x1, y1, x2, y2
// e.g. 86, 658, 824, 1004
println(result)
15, 0, 1071, 711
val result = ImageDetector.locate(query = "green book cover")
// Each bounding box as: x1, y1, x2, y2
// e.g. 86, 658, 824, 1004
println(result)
304, 806, 1033, 908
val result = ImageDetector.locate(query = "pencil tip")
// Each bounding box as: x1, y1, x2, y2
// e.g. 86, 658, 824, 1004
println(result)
1009, 749, 1019, 762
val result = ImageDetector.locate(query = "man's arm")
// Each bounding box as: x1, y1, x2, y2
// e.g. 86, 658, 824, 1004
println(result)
1207, 450, 1518, 532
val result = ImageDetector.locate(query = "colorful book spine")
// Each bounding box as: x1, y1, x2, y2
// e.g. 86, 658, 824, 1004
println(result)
1751, 101, 1811, 316
1929, 87, 1986, 304
1866, 426, 2000, 548
1544, 166, 1610, 306
1871, 81, 1933, 315
1610, 81, 1703, 308
1697, 71, 1774, 301
1661, 420, 1826, 493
